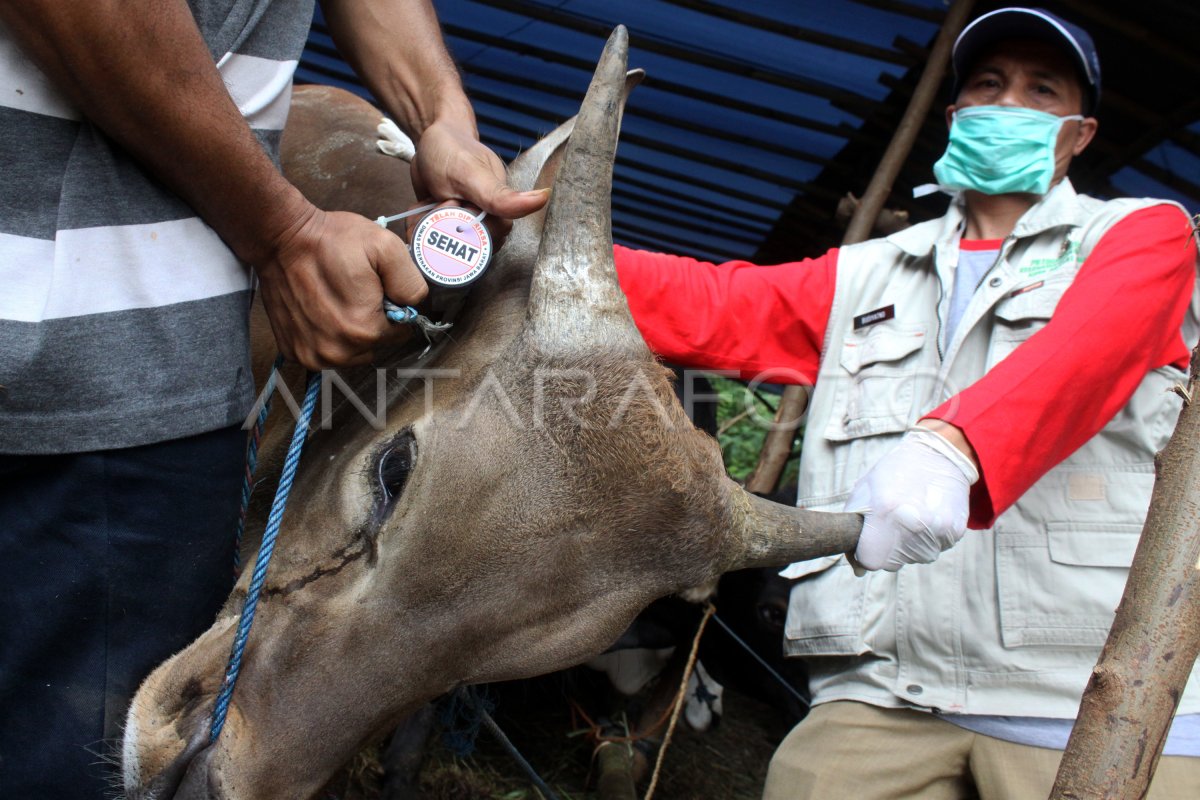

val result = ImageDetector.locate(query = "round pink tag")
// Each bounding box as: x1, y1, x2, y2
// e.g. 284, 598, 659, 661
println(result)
409, 207, 492, 288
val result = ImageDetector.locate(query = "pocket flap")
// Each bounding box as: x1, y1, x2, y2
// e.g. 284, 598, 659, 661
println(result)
1047, 522, 1142, 567
994, 280, 1066, 323
779, 553, 843, 580
840, 323, 926, 373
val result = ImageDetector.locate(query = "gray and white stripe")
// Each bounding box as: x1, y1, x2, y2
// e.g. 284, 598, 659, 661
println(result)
0, 0, 315, 453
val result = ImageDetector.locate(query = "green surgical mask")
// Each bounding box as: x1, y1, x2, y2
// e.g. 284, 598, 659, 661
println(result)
929, 106, 1083, 196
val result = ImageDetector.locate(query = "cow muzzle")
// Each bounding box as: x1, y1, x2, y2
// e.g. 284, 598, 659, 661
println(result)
124, 726, 221, 800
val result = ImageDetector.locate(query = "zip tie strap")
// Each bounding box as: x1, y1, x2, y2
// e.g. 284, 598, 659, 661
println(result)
456, 208, 487, 233
375, 202, 438, 229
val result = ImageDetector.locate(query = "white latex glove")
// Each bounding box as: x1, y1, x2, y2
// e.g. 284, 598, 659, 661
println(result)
847, 426, 979, 572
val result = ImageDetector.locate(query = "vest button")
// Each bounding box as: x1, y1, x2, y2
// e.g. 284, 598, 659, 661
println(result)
988, 276, 1002, 288
906, 684, 924, 695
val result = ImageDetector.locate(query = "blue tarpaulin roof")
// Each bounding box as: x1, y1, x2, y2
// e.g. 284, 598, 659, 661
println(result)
297, 0, 1200, 263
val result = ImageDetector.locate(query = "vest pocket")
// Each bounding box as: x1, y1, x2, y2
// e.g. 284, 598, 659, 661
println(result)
825, 323, 927, 441
783, 555, 871, 656
996, 521, 1141, 649
988, 279, 1066, 366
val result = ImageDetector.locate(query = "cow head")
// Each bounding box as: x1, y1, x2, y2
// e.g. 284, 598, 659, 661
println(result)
121, 27, 858, 799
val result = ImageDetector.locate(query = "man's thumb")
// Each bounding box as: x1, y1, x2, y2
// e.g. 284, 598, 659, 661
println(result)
480, 185, 550, 220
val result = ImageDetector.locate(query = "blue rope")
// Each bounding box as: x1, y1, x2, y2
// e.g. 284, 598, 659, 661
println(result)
211, 301, 435, 743
383, 299, 417, 323
233, 354, 284, 575
439, 685, 493, 756
211, 369, 319, 741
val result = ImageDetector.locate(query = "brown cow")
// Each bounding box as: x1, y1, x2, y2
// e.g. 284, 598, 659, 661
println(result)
120, 28, 858, 799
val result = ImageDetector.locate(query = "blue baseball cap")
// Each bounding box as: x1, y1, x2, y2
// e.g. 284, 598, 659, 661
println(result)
951, 7, 1101, 115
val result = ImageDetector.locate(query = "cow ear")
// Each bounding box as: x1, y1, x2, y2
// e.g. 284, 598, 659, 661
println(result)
506, 117, 574, 197
506, 69, 643, 201
498, 69, 642, 265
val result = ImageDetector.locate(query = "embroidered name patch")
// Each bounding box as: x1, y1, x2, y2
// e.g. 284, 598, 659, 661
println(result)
854, 304, 895, 329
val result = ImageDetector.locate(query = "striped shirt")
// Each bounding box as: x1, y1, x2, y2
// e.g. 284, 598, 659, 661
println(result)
0, 0, 313, 453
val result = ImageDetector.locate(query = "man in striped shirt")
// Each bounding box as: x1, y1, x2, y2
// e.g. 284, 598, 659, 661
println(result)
0, 1, 546, 795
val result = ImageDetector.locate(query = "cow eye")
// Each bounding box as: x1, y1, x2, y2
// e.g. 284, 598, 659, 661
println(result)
376, 430, 416, 505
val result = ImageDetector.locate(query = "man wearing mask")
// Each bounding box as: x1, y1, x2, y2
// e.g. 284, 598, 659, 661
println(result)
615, 7, 1200, 797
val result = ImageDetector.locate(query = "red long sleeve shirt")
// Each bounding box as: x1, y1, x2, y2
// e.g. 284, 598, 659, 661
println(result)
615, 204, 1197, 527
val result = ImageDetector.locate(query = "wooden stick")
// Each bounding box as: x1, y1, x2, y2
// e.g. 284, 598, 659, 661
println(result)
642, 603, 715, 800
595, 741, 638, 800
1050, 346, 1200, 799
744, 0, 976, 496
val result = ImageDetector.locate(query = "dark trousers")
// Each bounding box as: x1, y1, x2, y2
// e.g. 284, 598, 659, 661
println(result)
0, 426, 243, 797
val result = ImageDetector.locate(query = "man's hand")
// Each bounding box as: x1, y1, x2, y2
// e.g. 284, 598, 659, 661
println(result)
847, 426, 980, 571
320, 0, 548, 241
410, 118, 549, 237
254, 205, 428, 369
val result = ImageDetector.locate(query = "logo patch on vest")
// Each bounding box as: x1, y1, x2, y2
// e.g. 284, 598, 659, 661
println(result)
854, 304, 895, 329
1018, 238, 1080, 278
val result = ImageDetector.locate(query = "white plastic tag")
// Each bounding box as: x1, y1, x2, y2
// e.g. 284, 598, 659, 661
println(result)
408, 207, 492, 288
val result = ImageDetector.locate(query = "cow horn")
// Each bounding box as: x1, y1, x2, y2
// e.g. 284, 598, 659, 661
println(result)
524, 26, 645, 354
723, 480, 862, 570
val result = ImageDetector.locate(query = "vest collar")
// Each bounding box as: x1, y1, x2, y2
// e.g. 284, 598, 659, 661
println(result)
887, 178, 1086, 258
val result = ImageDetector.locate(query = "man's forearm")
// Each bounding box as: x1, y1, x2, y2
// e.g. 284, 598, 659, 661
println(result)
0, 0, 312, 266
319, 0, 548, 227
321, 0, 476, 140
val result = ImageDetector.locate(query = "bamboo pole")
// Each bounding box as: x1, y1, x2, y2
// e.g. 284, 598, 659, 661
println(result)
1050, 346, 1200, 799
744, 0, 975, 495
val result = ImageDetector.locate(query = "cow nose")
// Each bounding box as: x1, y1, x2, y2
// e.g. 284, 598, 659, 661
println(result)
131, 728, 215, 800
174, 747, 222, 800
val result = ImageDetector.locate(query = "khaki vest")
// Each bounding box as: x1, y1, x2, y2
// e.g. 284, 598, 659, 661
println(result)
782, 180, 1200, 717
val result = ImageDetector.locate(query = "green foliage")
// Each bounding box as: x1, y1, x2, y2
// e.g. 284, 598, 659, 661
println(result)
710, 375, 801, 488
